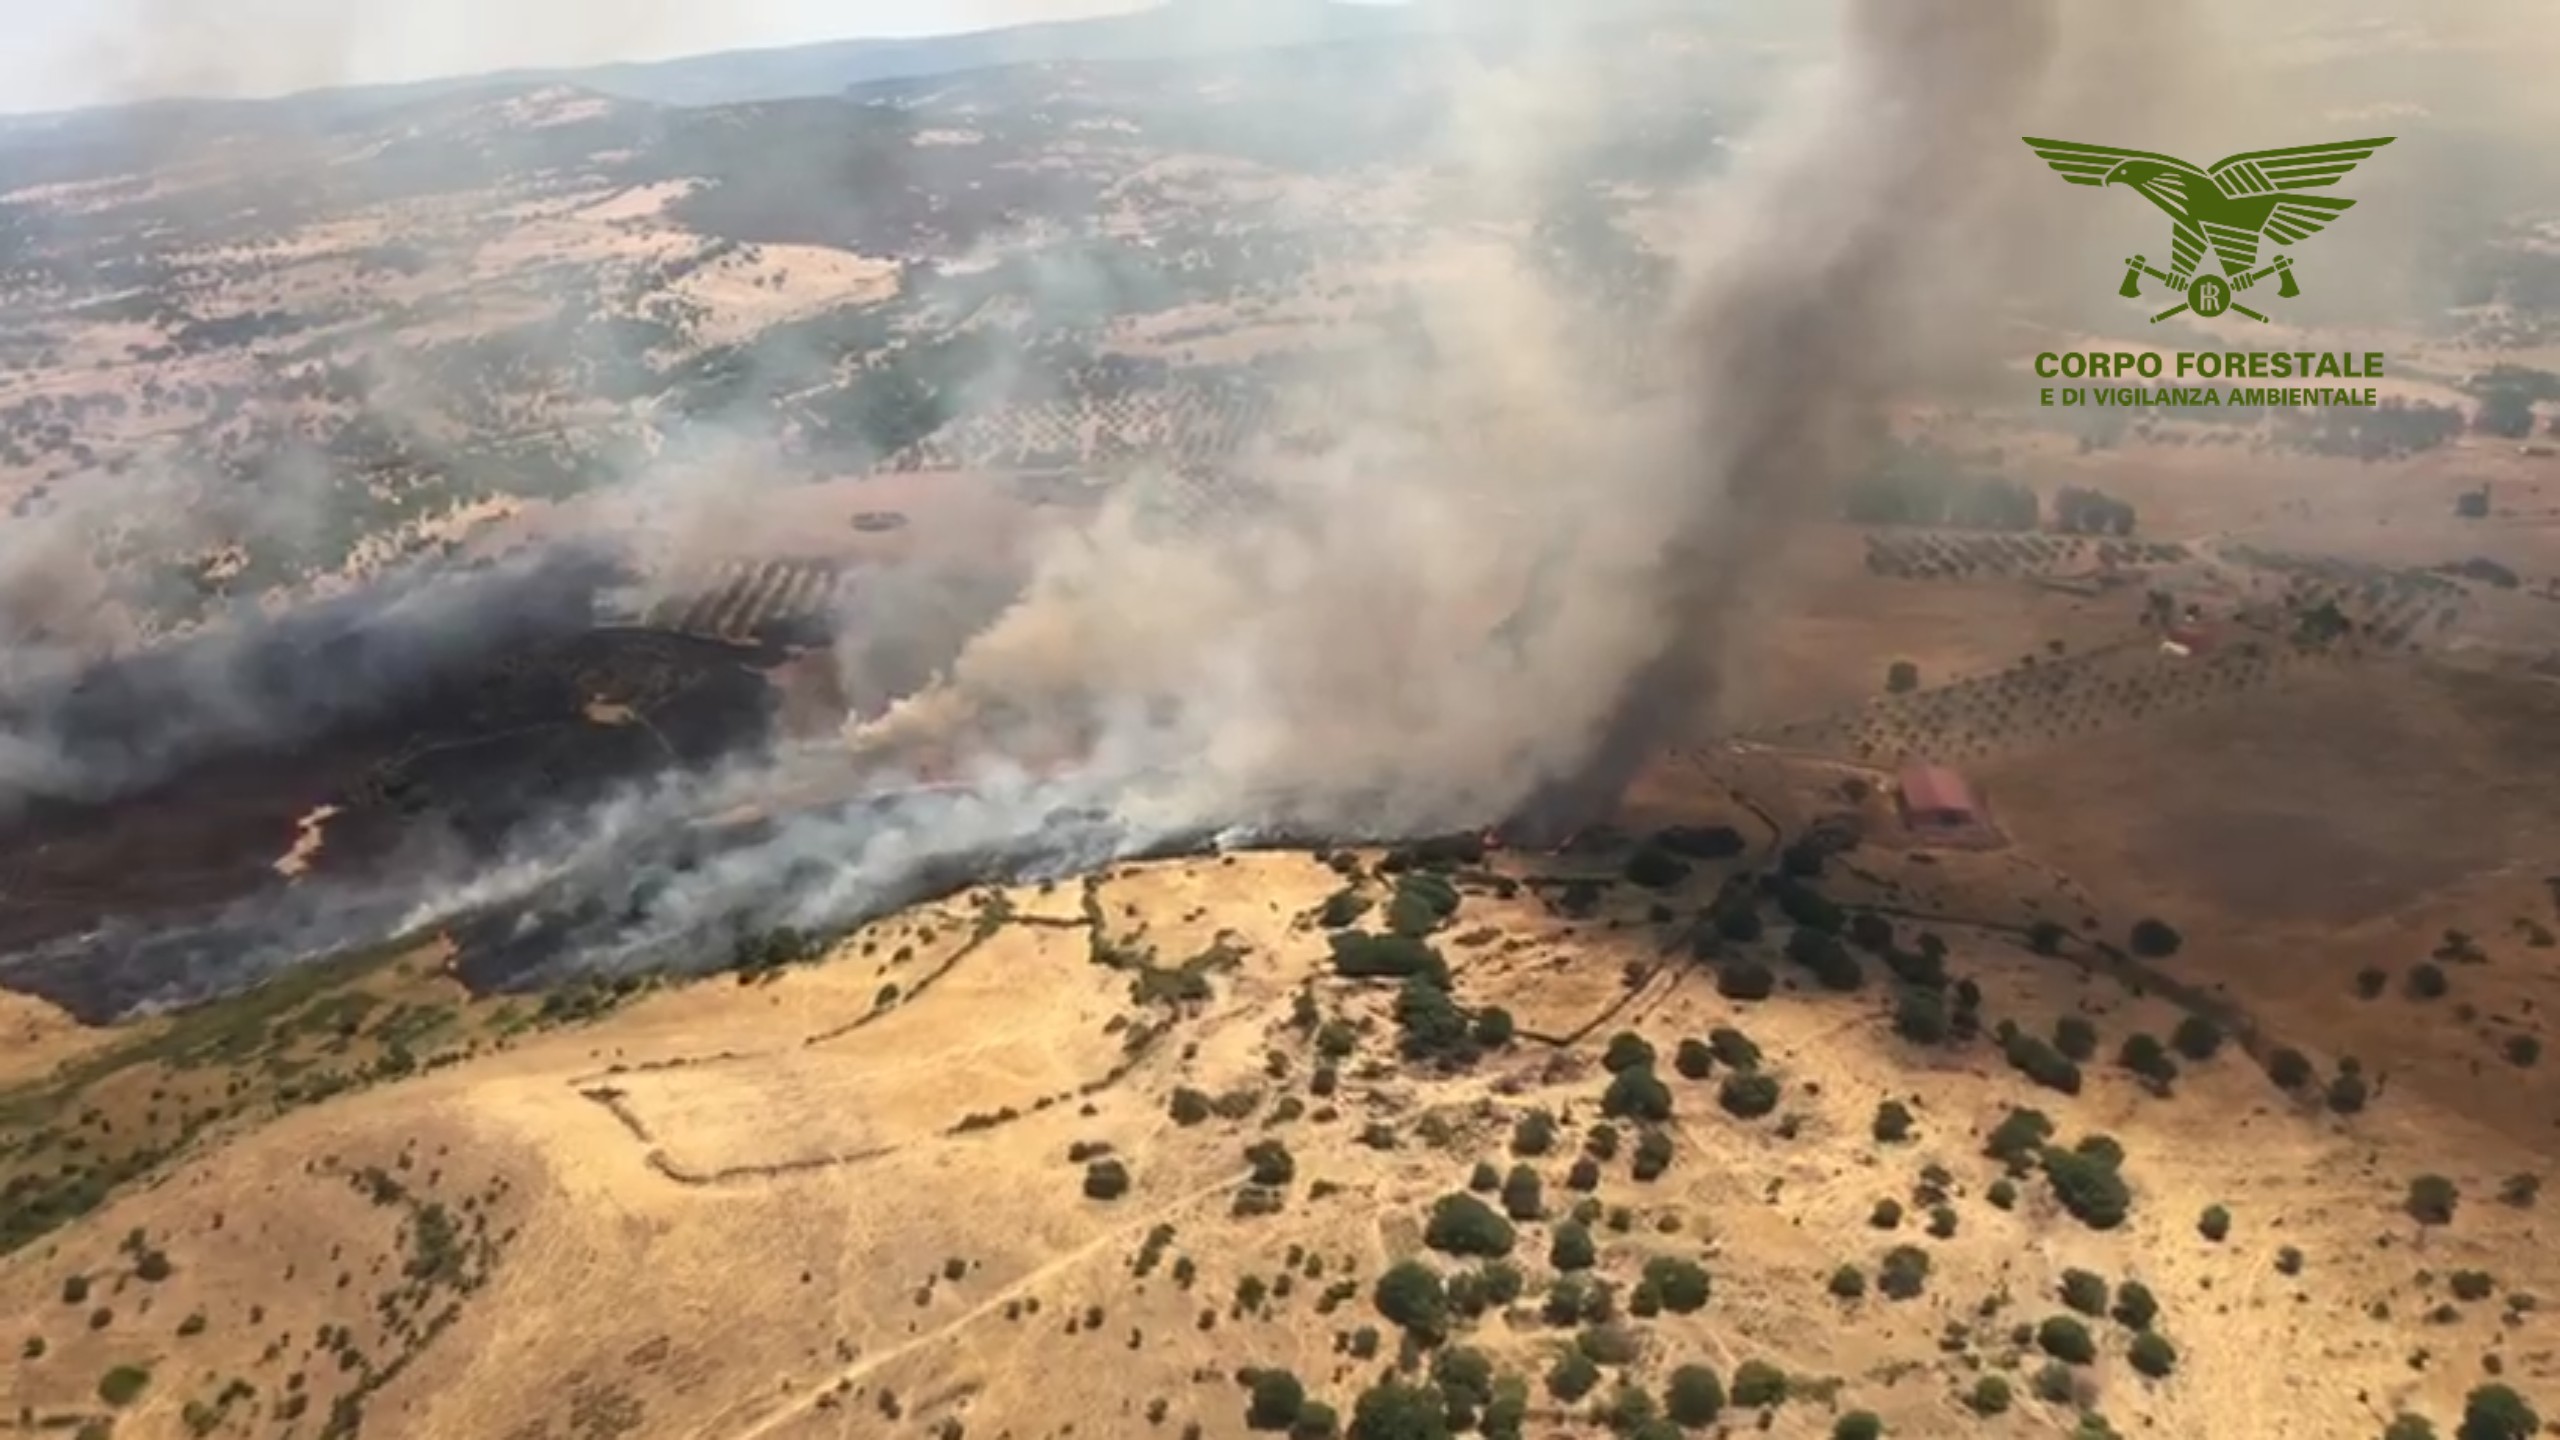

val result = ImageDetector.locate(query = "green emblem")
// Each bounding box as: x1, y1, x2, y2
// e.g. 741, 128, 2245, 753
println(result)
2021, 135, 2396, 323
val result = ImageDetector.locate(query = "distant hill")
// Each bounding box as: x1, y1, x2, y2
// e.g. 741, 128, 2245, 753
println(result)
0, 0, 1432, 130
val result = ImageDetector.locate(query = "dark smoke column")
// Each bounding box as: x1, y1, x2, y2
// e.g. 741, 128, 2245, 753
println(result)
1509, 0, 2058, 843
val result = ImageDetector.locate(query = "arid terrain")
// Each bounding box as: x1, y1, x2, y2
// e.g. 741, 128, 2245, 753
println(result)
6, 2, 2560, 1439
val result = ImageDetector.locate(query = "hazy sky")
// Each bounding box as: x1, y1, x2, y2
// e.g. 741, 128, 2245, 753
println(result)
0, 0, 1149, 114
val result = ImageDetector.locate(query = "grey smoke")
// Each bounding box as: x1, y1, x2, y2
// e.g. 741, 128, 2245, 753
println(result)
397, 0, 2079, 983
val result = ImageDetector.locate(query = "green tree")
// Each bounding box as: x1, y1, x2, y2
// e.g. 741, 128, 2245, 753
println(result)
2059, 1269, 2109, 1316
2458, 1384, 2539, 1440
1248, 1370, 1308, 1430
1878, 1245, 1931, 1300
1500, 1165, 1543, 1221
2407, 1175, 2459, 1226
1473, 1007, 1515, 1048
2038, 1315, 2097, 1364
2042, 1146, 2131, 1229
1664, 1363, 1724, 1426
1548, 1350, 1602, 1402
2199, 1204, 2231, 1242
1834, 1412, 1884, 1440
1828, 1264, 1866, 1299
2128, 1331, 2177, 1378
2383, 1415, 2438, 1440
1550, 1222, 1597, 1273
1717, 1072, 1780, 1119
1673, 1038, 1714, 1080
1603, 1066, 1674, 1123
1968, 1375, 2013, 1415
1348, 1379, 1452, 1440
1730, 1360, 1789, 1409
1872, 1100, 1914, 1143
1603, 1032, 1657, 1073
1641, 1256, 1710, 1314
1084, 1159, 1132, 1200
1424, 1193, 1516, 1259
2111, 1280, 2159, 1330
1374, 1261, 1447, 1341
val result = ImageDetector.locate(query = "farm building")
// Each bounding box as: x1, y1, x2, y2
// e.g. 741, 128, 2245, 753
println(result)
1896, 763, 1980, 830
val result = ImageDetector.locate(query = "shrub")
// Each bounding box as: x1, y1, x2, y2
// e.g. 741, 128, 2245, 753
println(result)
1849, 911, 1894, 953
1887, 660, 1919, 693
2042, 1146, 2131, 1229
2027, 920, 2067, 956
1968, 1375, 2013, 1415
2003, 1032, 2083, 1094
2265, 1047, 2314, 1089
1712, 902, 1766, 946
1829, 1265, 1867, 1299
1834, 1412, 1883, 1440
98, 1366, 150, 1406
1869, 1199, 1903, 1230
1603, 1067, 1674, 1123
2129, 1331, 2177, 1378
1568, 1157, 1601, 1191
1425, 1193, 1517, 1258
1786, 927, 1864, 990
61, 1275, 89, 1305
2111, 1280, 2159, 1330
1708, 1027, 1763, 1070
1716, 959, 1775, 1000
1431, 1346, 1495, 1414
1512, 1111, 1557, 1156
2499, 1173, 2541, 1209
2450, 1270, 2496, 1302
1984, 1107, 2056, 1168
2128, 919, 2182, 957
1473, 1007, 1516, 1049
1730, 1360, 1789, 1409
1246, 1141, 1296, 1187
1373, 1261, 1447, 1339
1988, 1178, 2018, 1210
2054, 1016, 2098, 1062
2329, 1070, 2371, 1114
2171, 1014, 2223, 1061
1468, 1161, 1500, 1193
1631, 1128, 1674, 1182
1624, 847, 1693, 890
133, 1251, 173, 1283
1550, 1219, 1600, 1274
1348, 1380, 1450, 1440
2276, 1246, 2304, 1276
2118, 1033, 2177, 1086
2458, 1384, 2540, 1440
2505, 1035, 2541, 1069
1878, 1245, 1931, 1300
1247, 1370, 1308, 1430
1664, 1364, 1724, 1425
1673, 1038, 1715, 1080
2037, 1315, 2096, 1364
1717, 1072, 1780, 1119
1084, 1159, 1132, 1201
1603, 1032, 1657, 1074
1500, 1165, 1543, 1221
1328, 932, 1449, 985
2383, 1415, 2439, 1440
1547, 1349, 1601, 1401
2407, 963, 2450, 1000
2059, 1269, 2108, 1316
2355, 966, 2390, 999
2407, 1175, 2459, 1226
1576, 1322, 1642, 1367
1891, 988, 1950, 1045
1872, 1099, 1914, 1143
1294, 1400, 1341, 1439
1642, 1257, 1710, 1314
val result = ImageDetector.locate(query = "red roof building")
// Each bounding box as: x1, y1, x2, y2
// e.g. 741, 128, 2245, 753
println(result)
1897, 763, 1979, 829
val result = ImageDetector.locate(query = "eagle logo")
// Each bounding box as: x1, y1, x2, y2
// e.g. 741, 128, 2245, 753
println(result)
2021, 136, 2396, 323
